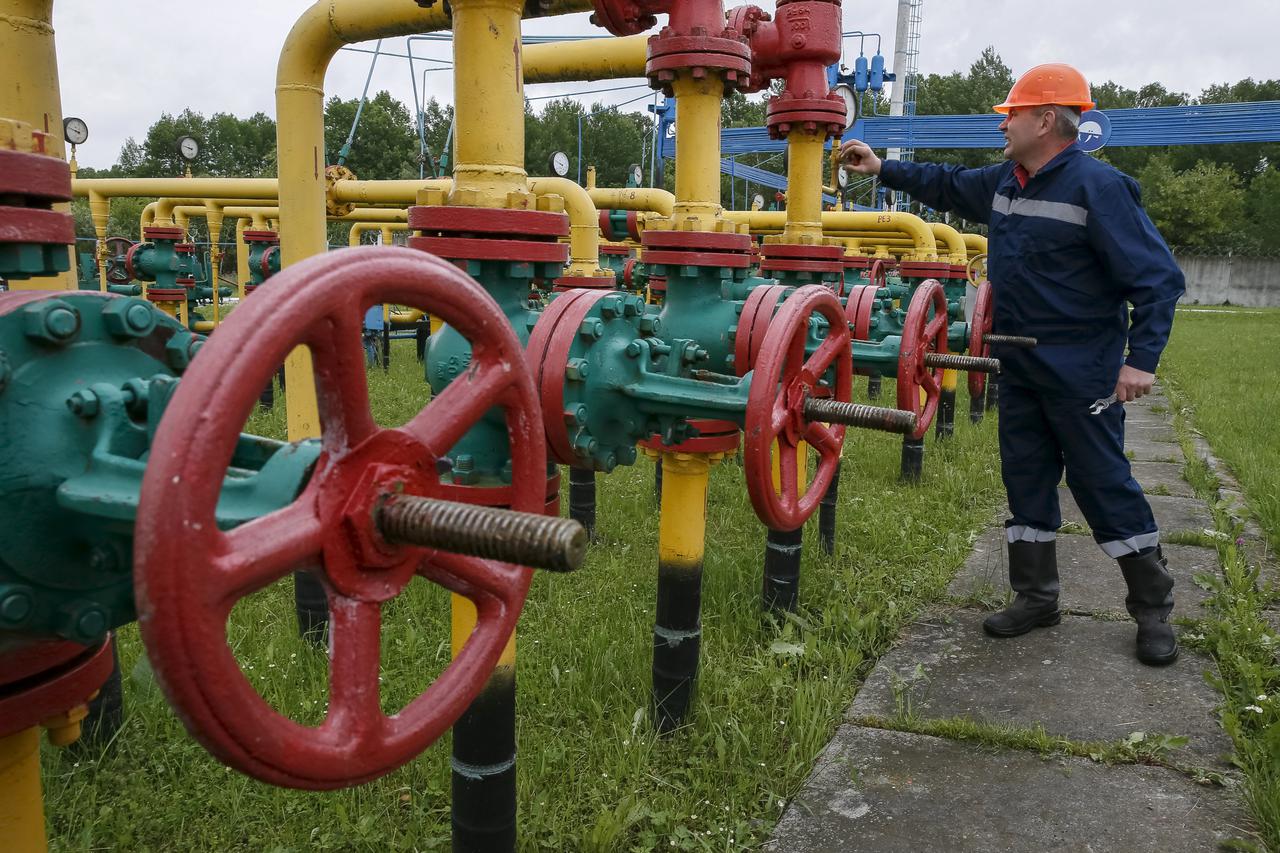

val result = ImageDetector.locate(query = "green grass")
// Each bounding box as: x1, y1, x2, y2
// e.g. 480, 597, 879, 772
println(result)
42, 347, 1006, 851
1160, 313, 1280, 852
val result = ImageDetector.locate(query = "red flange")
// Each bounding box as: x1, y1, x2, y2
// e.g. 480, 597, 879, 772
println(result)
134, 246, 546, 790
142, 226, 184, 242
899, 260, 965, 281
641, 229, 753, 270
759, 242, 845, 276
409, 206, 570, 265
260, 245, 280, 281
897, 280, 949, 440
0, 638, 116, 738
525, 289, 610, 466
552, 275, 616, 291
638, 419, 740, 455
734, 283, 789, 376
844, 283, 878, 339
744, 285, 852, 530
967, 279, 994, 399
242, 229, 279, 244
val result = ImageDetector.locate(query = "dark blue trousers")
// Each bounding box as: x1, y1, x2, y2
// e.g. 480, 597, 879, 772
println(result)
998, 381, 1158, 555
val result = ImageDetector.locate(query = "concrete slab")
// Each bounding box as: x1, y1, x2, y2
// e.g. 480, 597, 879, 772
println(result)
767, 727, 1248, 853
1127, 393, 1169, 409
1130, 461, 1195, 497
1058, 487, 1214, 536
1125, 422, 1179, 444
849, 611, 1231, 766
948, 527, 1215, 617
1128, 441, 1183, 463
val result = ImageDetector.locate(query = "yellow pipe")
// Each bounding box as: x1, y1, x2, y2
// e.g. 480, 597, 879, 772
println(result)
522, 34, 648, 84
2, 0, 74, 291
723, 210, 939, 260
0, 728, 47, 852
779, 130, 827, 245
234, 218, 250, 298
961, 233, 987, 256
88, 191, 111, 290
348, 221, 408, 247
528, 176, 610, 279
588, 187, 676, 219
927, 222, 968, 264
670, 74, 725, 226
72, 178, 279, 200
330, 178, 451, 207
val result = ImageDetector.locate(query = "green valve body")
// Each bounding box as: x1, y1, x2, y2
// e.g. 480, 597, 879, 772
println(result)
0, 292, 318, 646
652, 264, 756, 376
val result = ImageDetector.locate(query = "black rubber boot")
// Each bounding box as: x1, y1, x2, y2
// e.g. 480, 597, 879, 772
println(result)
1118, 546, 1178, 666
982, 539, 1061, 637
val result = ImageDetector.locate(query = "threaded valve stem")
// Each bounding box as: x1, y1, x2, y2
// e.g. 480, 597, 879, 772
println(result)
982, 334, 1038, 348
803, 398, 918, 435
923, 352, 1002, 373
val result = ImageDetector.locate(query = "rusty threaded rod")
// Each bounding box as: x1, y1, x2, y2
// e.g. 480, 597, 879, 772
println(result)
376, 495, 588, 573
983, 334, 1038, 348
803, 397, 918, 435
923, 352, 1002, 373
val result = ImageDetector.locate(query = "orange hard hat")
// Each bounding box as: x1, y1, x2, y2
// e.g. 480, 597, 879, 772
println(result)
993, 63, 1096, 114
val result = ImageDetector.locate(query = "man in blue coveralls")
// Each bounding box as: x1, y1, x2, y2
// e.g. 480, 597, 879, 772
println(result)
841, 64, 1185, 665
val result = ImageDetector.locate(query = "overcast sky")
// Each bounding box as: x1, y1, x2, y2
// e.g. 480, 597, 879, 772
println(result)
53, 0, 1279, 169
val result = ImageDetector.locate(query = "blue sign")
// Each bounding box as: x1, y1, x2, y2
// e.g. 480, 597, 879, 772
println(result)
1077, 109, 1111, 152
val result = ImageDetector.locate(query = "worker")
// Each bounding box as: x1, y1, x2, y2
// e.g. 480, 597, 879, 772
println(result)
841, 64, 1185, 665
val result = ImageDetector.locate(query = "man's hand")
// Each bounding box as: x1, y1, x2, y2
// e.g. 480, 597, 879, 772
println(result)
839, 139, 882, 176
1114, 364, 1156, 402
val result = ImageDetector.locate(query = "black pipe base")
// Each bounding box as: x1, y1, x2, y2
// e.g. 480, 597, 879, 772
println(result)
762, 526, 803, 614
568, 466, 597, 542
415, 320, 429, 363
969, 391, 985, 424
652, 561, 702, 734
867, 375, 882, 401
293, 570, 329, 647
818, 462, 841, 555
452, 668, 517, 853
900, 436, 925, 484
653, 458, 663, 504
935, 388, 956, 439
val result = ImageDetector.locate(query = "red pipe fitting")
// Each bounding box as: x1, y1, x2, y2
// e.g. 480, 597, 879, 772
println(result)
730, 0, 846, 139
591, 0, 751, 94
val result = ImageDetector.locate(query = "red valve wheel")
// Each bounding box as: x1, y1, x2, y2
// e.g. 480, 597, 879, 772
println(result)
744, 285, 852, 530
734, 283, 789, 377
967, 279, 994, 399
123, 241, 149, 282
134, 246, 544, 790
102, 236, 135, 284
897, 279, 949, 441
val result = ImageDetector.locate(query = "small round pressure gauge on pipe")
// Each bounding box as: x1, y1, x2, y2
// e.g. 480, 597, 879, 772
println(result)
834, 83, 858, 131
177, 135, 200, 162
550, 151, 570, 177
63, 116, 89, 146
629, 163, 643, 186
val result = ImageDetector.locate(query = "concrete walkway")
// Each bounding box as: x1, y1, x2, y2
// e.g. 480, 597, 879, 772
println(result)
768, 390, 1254, 851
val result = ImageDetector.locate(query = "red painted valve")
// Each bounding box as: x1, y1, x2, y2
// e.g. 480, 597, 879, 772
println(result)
897, 280, 949, 441
134, 246, 546, 789
744, 285, 852, 530
967, 279, 994, 399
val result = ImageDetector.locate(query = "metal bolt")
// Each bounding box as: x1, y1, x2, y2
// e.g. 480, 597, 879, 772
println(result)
578, 318, 604, 340
597, 451, 618, 473
102, 297, 157, 338
67, 389, 100, 418
983, 333, 1038, 349
564, 405, 588, 426
0, 588, 33, 624
376, 494, 587, 573
23, 300, 81, 345
804, 397, 918, 435
625, 340, 643, 358
598, 295, 622, 319
565, 358, 590, 381
622, 296, 641, 317
453, 454, 475, 473
573, 432, 599, 457
923, 352, 1001, 373
638, 316, 662, 335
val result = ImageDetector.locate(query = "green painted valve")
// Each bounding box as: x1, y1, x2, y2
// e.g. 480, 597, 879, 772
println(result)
0, 291, 319, 645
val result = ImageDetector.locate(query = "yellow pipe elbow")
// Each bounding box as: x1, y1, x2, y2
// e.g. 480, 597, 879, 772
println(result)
528, 176, 610, 280
587, 187, 675, 219
962, 233, 987, 256
927, 221, 968, 264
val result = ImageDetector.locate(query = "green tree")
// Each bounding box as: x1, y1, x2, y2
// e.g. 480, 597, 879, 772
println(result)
1137, 155, 1245, 250
1242, 166, 1280, 250
323, 90, 418, 180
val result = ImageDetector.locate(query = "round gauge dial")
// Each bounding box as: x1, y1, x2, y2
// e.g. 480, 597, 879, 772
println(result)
629, 163, 643, 185
63, 116, 89, 146
834, 83, 857, 131
837, 166, 849, 189
752, 193, 765, 210
550, 151, 570, 177
177, 135, 200, 162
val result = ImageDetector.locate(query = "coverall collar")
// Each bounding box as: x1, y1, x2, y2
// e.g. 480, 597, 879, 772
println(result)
1013, 142, 1082, 188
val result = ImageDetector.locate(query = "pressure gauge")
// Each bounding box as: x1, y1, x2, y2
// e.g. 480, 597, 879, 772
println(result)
63, 116, 89, 146
752, 193, 765, 210
177, 135, 200, 162
550, 151, 570, 177
834, 83, 857, 130
837, 166, 849, 189
629, 163, 643, 186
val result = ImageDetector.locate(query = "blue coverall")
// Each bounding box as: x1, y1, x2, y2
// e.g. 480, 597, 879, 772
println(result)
879, 143, 1185, 556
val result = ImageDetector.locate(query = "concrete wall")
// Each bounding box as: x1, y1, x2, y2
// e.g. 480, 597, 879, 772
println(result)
1176, 254, 1280, 307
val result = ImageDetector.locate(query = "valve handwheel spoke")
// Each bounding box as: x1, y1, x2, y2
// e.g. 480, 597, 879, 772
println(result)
135, 246, 545, 790
897, 280, 949, 440
967, 280, 994, 399
745, 285, 852, 530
